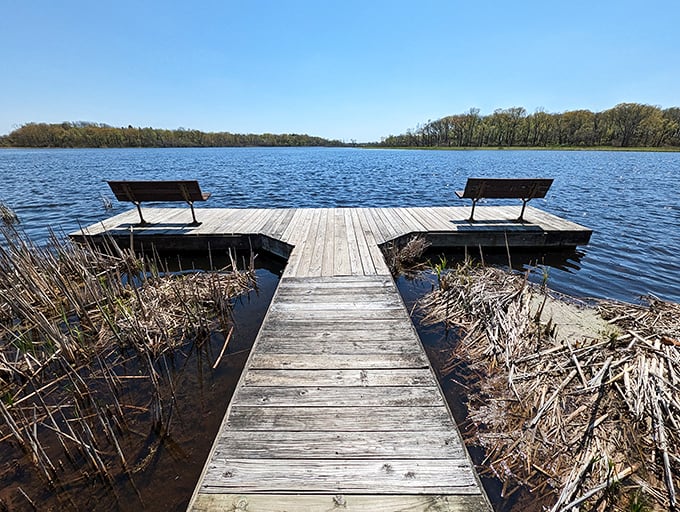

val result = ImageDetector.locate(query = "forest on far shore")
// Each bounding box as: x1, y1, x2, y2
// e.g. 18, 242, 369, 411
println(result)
0, 123, 345, 148
2, 103, 679, 150
377, 103, 680, 149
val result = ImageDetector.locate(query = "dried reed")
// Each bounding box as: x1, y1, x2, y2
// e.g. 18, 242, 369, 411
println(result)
419, 260, 679, 512
0, 226, 255, 506
384, 235, 431, 276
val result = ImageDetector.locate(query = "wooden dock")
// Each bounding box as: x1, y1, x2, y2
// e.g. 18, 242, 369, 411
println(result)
72, 206, 591, 512
72, 205, 591, 261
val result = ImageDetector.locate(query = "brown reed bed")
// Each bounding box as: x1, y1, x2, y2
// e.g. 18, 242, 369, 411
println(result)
0, 226, 255, 510
384, 235, 431, 276
419, 260, 679, 512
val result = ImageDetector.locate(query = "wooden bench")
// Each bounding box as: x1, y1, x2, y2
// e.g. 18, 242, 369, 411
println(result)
455, 177, 553, 222
107, 180, 211, 226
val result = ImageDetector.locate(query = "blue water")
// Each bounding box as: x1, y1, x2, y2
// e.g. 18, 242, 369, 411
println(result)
1, 147, 679, 303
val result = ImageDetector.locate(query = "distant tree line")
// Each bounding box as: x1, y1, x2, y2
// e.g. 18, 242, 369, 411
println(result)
378, 103, 680, 148
0, 122, 345, 148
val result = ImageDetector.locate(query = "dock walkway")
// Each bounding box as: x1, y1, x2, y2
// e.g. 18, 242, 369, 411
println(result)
72, 207, 592, 512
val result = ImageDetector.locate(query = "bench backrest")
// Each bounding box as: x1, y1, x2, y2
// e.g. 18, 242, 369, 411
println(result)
461, 178, 553, 199
107, 180, 209, 203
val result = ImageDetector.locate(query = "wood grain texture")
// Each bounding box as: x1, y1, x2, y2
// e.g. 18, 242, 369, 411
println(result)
225, 406, 456, 431
213, 430, 467, 459
192, 493, 490, 512
200, 458, 480, 493
243, 368, 437, 387
232, 385, 445, 407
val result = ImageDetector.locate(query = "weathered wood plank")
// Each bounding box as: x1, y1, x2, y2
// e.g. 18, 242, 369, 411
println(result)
256, 328, 420, 342
265, 309, 407, 322
192, 493, 490, 512
343, 208, 363, 275
258, 208, 287, 236
428, 207, 464, 230
280, 209, 312, 276
226, 406, 455, 431
296, 208, 323, 277
224, 207, 260, 233
394, 206, 429, 232
333, 208, 352, 276
255, 339, 423, 355
419, 207, 456, 231
371, 207, 404, 242
356, 208, 391, 274
261, 319, 416, 331
268, 300, 405, 311
350, 208, 377, 275
243, 368, 437, 387
233, 386, 444, 407
356, 207, 382, 244
278, 208, 303, 242
199, 458, 480, 493
321, 208, 337, 276
287, 209, 319, 277
243, 208, 271, 233
248, 353, 430, 370
308, 208, 329, 277
213, 430, 466, 459
275, 279, 393, 289
271, 294, 404, 306
205, 208, 244, 234
73, 206, 591, 253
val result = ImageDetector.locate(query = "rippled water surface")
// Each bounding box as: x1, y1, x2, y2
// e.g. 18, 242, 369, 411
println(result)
1, 147, 679, 302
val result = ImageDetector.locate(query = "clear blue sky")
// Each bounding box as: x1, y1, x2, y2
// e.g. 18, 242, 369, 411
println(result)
2, 0, 678, 142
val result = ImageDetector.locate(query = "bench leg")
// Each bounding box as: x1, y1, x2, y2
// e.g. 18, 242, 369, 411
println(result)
468, 198, 478, 222
188, 202, 201, 226
134, 202, 149, 225
518, 199, 529, 222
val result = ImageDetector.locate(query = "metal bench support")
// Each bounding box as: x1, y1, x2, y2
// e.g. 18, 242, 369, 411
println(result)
133, 202, 148, 225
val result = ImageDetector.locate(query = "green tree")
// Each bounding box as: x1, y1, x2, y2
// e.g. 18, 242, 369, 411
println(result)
604, 103, 658, 147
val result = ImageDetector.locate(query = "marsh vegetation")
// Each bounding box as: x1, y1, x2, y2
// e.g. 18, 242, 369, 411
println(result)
413, 259, 680, 511
0, 225, 266, 510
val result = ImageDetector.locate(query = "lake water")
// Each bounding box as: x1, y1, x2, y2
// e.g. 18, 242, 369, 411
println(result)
1, 147, 679, 303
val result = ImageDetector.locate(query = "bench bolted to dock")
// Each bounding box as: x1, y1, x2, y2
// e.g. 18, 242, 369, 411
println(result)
455, 177, 554, 222
107, 180, 211, 226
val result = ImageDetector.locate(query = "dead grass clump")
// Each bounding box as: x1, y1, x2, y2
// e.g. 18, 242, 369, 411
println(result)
419, 260, 679, 511
384, 235, 431, 276
0, 227, 255, 504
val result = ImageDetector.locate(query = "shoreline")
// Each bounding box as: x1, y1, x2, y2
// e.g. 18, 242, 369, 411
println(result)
363, 145, 680, 152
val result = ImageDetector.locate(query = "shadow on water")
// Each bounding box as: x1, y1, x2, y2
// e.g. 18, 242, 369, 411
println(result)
0, 250, 283, 512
